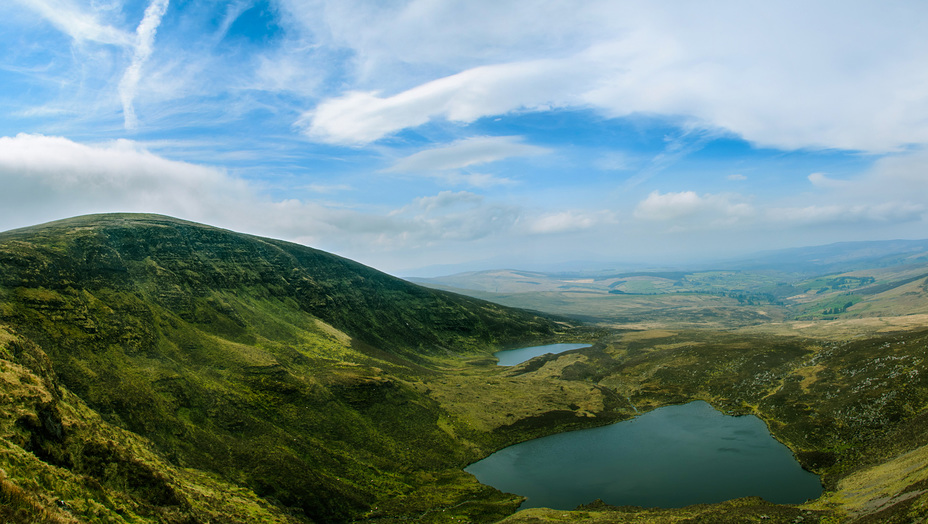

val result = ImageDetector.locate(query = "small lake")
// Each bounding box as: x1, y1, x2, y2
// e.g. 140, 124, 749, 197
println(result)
465, 400, 822, 510
494, 343, 592, 366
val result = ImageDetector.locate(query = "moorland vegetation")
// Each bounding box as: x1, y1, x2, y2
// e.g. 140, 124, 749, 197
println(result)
1, 213, 927, 523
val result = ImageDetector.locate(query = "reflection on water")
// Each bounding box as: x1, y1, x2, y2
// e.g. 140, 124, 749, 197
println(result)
466, 401, 822, 510
494, 343, 591, 366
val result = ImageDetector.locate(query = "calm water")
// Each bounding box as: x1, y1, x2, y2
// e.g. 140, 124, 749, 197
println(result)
494, 343, 591, 366
465, 401, 822, 510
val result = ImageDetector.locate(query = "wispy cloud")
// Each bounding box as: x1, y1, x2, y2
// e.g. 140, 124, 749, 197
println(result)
595, 151, 638, 172
215, 1, 255, 42
384, 135, 547, 188
525, 210, 612, 234
14, 0, 132, 46
766, 203, 925, 226
299, 58, 578, 145
119, 0, 170, 130
304, 183, 353, 194
389, 135, 548, 172
438, 172, 516, 188
297, 1, 928, 153
6, 2, 928, 272
389, 190, 520, 243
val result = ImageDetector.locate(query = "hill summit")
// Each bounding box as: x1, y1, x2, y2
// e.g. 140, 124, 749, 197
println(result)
0, 213, 567, 522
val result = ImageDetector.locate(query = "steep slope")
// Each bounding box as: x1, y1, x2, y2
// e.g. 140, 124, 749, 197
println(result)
0, 213, 557, 358
0, 214, 566, 522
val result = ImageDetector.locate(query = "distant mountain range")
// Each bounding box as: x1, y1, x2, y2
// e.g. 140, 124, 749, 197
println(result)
726, 238, 928, 274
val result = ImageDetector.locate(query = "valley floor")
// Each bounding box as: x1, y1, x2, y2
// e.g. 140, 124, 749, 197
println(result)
412, 320, 928, 523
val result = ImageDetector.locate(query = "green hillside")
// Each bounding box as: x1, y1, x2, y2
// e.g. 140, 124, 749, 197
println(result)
413, 258, 928, 330
0, 214, 569, 523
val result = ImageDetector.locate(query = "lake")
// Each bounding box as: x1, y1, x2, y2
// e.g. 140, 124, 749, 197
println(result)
494, 343, 592, 366
465, 400, 822, 510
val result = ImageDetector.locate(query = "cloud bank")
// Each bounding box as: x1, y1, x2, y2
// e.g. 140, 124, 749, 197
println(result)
0, 134, 524, 266
296, 1, 928, 153
7, 1, 928, 272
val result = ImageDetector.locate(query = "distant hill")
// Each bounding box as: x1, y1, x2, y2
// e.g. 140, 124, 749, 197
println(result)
725, 238, 928, 274
410, 239, 928, 327
0, 214, 557, 358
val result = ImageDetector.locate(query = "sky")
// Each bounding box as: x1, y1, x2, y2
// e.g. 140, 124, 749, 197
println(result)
2, 1, 928, 276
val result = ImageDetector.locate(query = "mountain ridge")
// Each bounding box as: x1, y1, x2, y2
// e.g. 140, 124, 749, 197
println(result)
0, 213, 573, 522
0, 213, 560, 357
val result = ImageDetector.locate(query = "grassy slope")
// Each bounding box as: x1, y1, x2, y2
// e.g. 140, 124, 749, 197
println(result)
0, 214, 569, 523
0, 323, 299, 524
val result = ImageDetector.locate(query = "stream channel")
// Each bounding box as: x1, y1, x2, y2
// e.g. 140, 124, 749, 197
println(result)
469, 344, 823, 510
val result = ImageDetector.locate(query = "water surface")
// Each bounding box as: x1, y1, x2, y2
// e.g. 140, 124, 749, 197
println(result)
494, 343, 591, 366
465, 400, 822, 510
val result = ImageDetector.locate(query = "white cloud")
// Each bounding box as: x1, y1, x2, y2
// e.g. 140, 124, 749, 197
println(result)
299, 59, 577, 145
863, 150, 928, 195
595, 151, 637, 172
766, 203, 925, 226
384, 135, 546, 188
387, 190, 520, 243
774, 149, 928, 227
634, 190, 754, 229
295, 1, 928, 153
0, 134, 525, 266
304, 183, 353, 194
0, 133, 249, 222
633, 149, 928, 233
442, 172, 515, 188
276, 0, 597, 85
803, 150, 928, 205
808, 172, 849, 189
389, 136, 547, 173
119, 0, 170, 130
13, 0, 132, 46
727, 173, 746, 181
10, 0, 172, 130
525, 211, 610, 235
399, 190, 485, 213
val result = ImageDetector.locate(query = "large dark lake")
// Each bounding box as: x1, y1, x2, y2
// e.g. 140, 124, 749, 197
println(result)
465, 400, 822, 510
494, 343, 591, 366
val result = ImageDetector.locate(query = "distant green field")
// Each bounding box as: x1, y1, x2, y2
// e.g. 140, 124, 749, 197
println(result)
416, 264, 928, 327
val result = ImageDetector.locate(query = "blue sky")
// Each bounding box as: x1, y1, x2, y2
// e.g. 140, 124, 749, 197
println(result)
2, 1, 928, 275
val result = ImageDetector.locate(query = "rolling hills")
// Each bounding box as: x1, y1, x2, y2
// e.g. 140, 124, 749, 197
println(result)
410, 240, 928, 330
0, 213, 574, 523
2, 214, 928, 523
